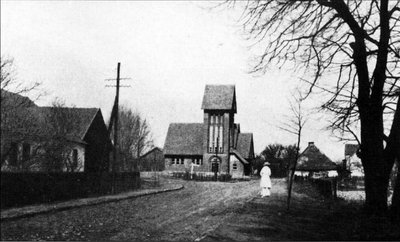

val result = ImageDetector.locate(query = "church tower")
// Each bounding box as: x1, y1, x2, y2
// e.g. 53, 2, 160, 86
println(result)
201, 85, 236, 173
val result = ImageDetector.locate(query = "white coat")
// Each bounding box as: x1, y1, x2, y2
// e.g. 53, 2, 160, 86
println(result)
260, 166, 271, 188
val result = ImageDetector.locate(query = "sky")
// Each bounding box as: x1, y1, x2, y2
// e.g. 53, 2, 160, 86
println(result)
1, 1, 349, 161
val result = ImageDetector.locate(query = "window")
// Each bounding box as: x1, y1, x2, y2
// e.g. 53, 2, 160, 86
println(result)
22, 143, 31, 161
232, 163, 238, 170
72, 149, 78, 166
9, 142, 18, 165
208, 114, 224, 153
180, 158, 184, 165
193, 158, 203, 165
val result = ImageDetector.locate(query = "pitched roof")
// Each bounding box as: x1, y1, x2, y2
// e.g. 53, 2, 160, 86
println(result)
163, 123, 204, 155
296, 143, 337, 171
32, 106, 99, 143
236, 133, 254, 159
140, 147, 163, 159
345, 143, 359, 157
201, 85, 236, 112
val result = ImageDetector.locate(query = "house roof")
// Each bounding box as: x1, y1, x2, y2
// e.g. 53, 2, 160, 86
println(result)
345, 143, 359, 157
236, 133, 254, 159
1, 90, 37, 108
201, 85, 236, 112
296, 143, 337, 171
140, 147, 163, 159
32, 106, 100, 144
163, 123, 204, 155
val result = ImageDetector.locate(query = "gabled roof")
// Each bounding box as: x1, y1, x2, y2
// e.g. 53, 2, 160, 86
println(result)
34, 107, 99, 143
140, 147, 163, 159
236, 133, 254, 159
163, 123, 204, 156
201, 85, 236, 113
296, 143, 337, 171
345, 143, 359, 157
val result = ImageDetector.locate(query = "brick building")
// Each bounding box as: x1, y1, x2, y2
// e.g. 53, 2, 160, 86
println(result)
163, 85, 254, 178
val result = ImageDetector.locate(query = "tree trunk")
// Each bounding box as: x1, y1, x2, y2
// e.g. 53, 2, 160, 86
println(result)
360, 112, 389, 213
391, 165, 400, 221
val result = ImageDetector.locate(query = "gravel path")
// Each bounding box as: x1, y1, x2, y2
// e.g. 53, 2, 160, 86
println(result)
1, 178, 260, 241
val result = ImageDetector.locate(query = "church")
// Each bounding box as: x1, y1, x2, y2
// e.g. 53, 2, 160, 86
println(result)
163, 85, 254, 178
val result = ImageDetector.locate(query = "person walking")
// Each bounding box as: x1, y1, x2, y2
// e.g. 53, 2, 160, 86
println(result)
260, 161, 272, 197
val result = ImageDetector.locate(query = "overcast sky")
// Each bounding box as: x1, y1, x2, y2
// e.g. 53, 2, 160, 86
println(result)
1, 1, 349, 161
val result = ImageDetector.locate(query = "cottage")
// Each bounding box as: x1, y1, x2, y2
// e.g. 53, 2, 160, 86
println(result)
295, 142, 338, 178
344, 143, 364, 177
163, 85, 254, 178
1, 92, 111, 172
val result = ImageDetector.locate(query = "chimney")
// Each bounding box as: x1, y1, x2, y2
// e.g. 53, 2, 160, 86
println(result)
308, 142, 315, 147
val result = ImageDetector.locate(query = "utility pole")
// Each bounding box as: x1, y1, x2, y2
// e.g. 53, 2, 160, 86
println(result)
105, 62, 131, 194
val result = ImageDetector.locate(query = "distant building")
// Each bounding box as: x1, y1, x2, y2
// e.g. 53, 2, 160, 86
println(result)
163, 85, 254, 178
344, 143, 364, 177
138, 147, 164, 171
295, 142, 338, 178
1, 91, 111, 172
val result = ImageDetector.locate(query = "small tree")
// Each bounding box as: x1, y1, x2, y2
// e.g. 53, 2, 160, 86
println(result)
37, 99, 84, 172
278, 91, 308, 210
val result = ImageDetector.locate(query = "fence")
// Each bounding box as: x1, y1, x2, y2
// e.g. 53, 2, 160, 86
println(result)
1, 172, 141, 209
170, 171, 232, 182
294, 176, 338, 198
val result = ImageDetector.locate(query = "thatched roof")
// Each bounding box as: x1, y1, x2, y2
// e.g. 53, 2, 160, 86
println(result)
296, 142, 337, 171
201, 85, 236, 112
163, 123, 204, 155
345, 143, 359, 157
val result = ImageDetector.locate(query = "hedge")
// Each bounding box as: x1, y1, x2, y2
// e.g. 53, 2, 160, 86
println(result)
1, 172, 140, 209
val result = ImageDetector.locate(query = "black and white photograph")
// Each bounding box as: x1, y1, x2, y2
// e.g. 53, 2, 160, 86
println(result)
1, 0, 399, 241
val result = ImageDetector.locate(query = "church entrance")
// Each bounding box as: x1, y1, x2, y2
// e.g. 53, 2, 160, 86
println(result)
210, 156, 221, 173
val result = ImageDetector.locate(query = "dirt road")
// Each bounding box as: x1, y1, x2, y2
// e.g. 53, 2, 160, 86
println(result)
1, 178, 262, 241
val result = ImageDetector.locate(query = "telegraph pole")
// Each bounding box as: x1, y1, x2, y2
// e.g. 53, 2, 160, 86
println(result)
105, 62, 131, 194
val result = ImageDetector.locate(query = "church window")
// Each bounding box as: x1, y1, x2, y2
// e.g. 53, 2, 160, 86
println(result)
208, 114, 223, 153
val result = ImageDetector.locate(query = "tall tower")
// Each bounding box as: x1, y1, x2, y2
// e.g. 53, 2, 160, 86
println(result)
201, 85, 236, 173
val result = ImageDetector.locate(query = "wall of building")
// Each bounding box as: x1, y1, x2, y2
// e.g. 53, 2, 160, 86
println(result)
164, 156, 208, 172
230, 154, 245, 178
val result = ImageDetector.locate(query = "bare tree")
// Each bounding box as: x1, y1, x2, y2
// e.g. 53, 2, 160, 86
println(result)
1, 57, 42, 168
278, 91, 307, 210
37, 99, 84, 172
1, 56, 41, 110
228, 0, 400, 215
115, 105, 153, 172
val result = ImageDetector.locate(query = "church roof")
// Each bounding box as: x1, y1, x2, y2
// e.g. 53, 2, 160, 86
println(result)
236, 133, 254, 159
163, 123, 204, 156
296, 142, 337, 171
201, 85, 236, 113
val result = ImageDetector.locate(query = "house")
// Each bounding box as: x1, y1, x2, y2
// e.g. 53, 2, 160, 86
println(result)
295, 142, 338, 178
163, 85, 254, 178
344, 143, 364, 177
138, 147, 164, 171
1, 91, 112, 172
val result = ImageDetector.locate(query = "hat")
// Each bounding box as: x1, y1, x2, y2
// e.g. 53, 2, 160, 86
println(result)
264, 162, 270, 166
